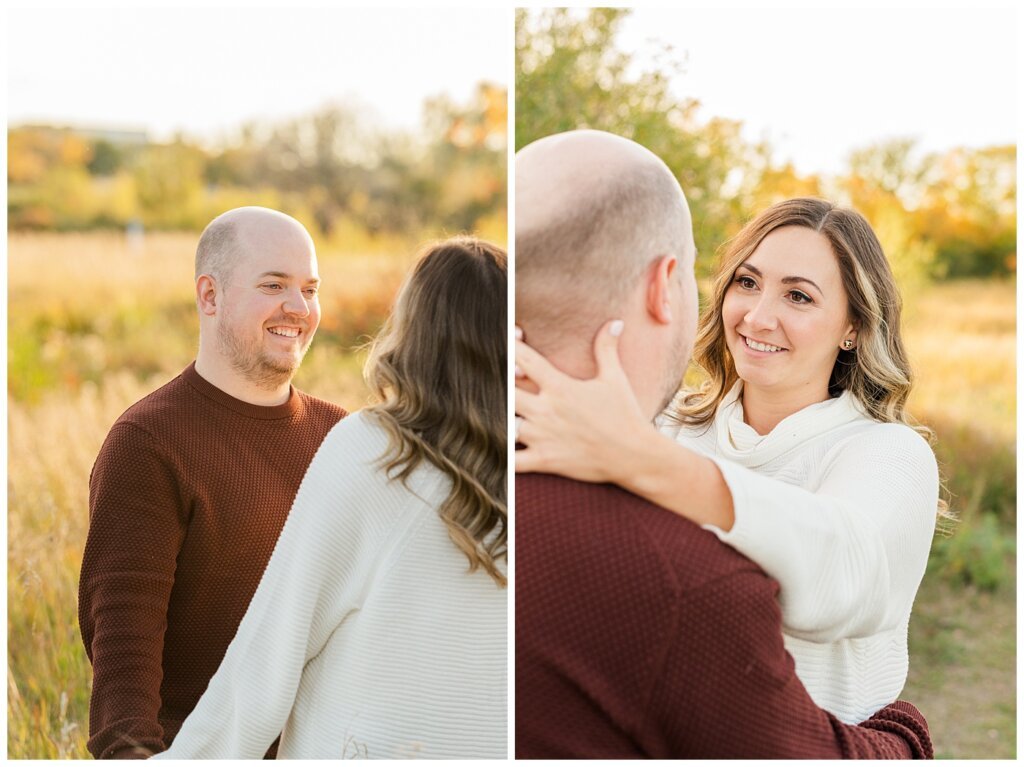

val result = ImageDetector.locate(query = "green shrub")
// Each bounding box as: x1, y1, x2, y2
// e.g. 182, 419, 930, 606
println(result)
928, 512, 1015, 591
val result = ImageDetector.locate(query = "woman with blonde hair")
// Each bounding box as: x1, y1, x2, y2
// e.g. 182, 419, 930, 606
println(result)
514, 197, 941, 724
158, 237, 507, 759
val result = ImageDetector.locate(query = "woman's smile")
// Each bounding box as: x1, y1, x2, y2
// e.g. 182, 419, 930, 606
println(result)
740, 334, 788, 354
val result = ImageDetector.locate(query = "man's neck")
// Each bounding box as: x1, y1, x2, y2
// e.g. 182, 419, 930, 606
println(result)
521, 333, 662, 422
193, 356, 292, 407
535, 344, 598, 382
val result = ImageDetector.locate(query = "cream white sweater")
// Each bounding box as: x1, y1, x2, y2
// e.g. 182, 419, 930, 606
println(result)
154, 411, 507, 759
661, 384, 938, 724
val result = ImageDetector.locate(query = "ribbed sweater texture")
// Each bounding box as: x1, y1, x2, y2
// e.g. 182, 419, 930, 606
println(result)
155, 411, 508, 759
515, 473, 933, 759
665, 384, 939, 722
79, 362, 346, 758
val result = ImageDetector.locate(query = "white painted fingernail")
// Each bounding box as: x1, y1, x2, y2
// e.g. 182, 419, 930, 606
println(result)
515, 326, 523, 340
515, 365, 524, 378
609, 320, 624, 337
514, 415, 524, 440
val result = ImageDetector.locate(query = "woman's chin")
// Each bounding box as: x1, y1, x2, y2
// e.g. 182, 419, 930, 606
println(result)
734, 363, 782, 390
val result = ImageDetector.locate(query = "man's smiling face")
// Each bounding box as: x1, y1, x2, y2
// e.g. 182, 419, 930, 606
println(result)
214, 225, 321, 390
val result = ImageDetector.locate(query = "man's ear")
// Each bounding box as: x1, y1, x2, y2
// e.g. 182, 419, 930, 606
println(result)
645, 254, 677, 325
196, 274, 219, 317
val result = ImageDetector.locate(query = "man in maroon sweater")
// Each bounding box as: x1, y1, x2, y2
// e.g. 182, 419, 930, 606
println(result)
79, 207, 347, 758
514, 131, 932, 758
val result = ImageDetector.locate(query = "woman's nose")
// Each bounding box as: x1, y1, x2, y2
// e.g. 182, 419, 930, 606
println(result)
744, 296, 778, 330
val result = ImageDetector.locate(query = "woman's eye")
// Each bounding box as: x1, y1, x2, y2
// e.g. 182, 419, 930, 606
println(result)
789, 290, 812, 304
735, 275, 757, 290
303, 288, 318, 297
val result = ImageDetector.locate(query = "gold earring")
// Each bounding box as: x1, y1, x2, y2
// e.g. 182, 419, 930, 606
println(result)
842, 339, 854, 350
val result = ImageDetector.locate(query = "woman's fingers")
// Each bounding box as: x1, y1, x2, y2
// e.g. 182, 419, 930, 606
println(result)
513, 415, 542, 452
515, 338, 566, 390
514, 387, 543, 420
592, 319, 627, 381
514, 446, 544, 474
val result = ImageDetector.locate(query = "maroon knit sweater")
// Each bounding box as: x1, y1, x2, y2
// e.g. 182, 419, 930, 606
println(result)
516, 474, 933, 759
79, 363, 346, 759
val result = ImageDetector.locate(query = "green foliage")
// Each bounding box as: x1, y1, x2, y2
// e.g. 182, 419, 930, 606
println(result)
919, 145, 1016, 278
87, 139, 124, 176
515, 8, 1015, 281
904, 553, 1016, 758
516, 8, 764, 278
928, 513, 1015, 591
7, 83, 507, 246
932, 418, 1017, 529
8, 302, 199, 404
841, 140, 1016, 280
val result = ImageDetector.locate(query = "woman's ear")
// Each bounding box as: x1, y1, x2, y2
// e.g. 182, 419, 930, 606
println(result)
840, 320, 858, 350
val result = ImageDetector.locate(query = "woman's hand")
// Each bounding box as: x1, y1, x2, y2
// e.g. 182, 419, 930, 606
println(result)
514, 320, 654, 483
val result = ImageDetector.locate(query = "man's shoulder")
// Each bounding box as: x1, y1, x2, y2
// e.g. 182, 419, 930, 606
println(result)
516, 474, 764, 594
293, 387, 349, 421
113, 371, 194, 431
92, 373, 204, 469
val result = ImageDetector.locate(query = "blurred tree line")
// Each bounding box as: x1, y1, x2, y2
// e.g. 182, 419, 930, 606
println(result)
8, 82, 507, 245
516, 9, 1015, 280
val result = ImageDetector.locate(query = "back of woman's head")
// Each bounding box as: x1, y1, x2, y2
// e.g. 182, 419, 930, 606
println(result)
365, 236, 507, 586
685, 197, 914, 427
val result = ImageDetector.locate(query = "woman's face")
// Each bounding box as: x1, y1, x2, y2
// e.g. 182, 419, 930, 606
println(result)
721, 225, 855, 402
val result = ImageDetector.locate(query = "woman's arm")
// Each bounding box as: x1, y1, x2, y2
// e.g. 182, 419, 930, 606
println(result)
618, 427, 737, 530
707, 424, 938, 640
151, 416, 399, 759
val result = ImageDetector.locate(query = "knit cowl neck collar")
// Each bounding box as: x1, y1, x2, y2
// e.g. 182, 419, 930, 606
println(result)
714, 381, 866, 467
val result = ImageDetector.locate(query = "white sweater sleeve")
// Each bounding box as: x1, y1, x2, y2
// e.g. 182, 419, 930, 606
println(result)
705, 423, 939, 642
152, 415, 404, 759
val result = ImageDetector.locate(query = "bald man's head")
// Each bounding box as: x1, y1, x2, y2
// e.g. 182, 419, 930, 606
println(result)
515, 130, 695, 348
195, 207, 315, 287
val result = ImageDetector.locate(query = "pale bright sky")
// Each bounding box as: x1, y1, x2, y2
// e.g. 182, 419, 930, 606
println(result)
7, 6, 508, 142
616, 7, 1017, 175
6, 5, 1018, 172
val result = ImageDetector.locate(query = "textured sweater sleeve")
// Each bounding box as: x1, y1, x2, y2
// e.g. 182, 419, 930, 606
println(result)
79, 424, 189, 759
152, 416, 399, 759
651, 567, 932, 758
706, 424, 939, 640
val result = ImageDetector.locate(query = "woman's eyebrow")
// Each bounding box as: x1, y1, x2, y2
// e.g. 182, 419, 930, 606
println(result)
738, 262, 823, 295
781, 275, 823, 295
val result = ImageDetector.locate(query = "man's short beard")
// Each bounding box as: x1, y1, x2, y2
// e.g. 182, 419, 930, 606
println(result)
656, 322, 690, 417
217, 321, 307, 392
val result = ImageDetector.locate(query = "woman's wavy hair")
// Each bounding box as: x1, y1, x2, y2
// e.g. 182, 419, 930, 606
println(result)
364, 236, 507, 586
677, 197, 950, 521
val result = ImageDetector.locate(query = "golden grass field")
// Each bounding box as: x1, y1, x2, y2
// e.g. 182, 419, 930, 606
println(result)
7, 232, 1016, 758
